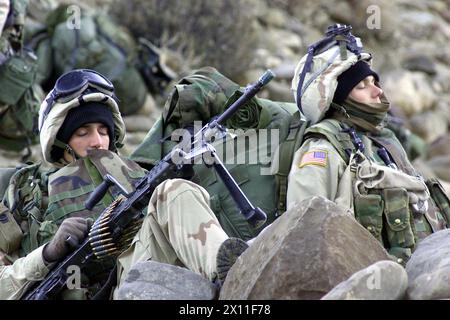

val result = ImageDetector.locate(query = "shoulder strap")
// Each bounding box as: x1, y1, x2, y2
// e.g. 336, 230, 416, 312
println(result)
0, 167, 16, 198
1, 162, 46, 254
3, 162, 43, 212
369, 129, 417, 176
273, 111, 308, 213
304, 119, 355, 163
274, 117, 360, 214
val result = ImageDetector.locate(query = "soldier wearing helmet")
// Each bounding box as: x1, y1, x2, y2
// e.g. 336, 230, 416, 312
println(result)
287, 25, 450, 264
0, 69, 247, 299
0, 0, 8, 35
0, 0, 44, 157
38, 69, 127, 166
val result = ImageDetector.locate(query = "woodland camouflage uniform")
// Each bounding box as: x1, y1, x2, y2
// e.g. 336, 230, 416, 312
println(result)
0, 69, 236, 300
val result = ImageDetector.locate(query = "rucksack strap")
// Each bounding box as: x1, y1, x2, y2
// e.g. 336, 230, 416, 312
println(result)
426, 178, 450, 226
91, 264, 118, 300
274, 112, 308, 214
304, 119, 355, 163
368, 133, 417, 176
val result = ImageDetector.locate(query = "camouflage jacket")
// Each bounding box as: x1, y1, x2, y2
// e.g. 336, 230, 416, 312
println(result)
0, 150, 147, 299
0, 0, 43, 153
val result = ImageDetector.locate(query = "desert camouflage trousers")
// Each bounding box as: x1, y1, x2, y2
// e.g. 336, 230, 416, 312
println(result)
113, 179, 228, 299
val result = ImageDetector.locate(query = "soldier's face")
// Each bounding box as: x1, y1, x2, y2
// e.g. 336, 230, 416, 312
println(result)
348, 75, 383, 104
64, 122, 110, 161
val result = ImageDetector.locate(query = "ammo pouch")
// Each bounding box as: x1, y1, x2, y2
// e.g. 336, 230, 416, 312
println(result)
0, 49, 37, 106
353, 156, 430, 260
354, 185, 416, 251
426, 178, 450, 225
0, 168, 23, 254
2, 162, 45, 254
0, 202, 23, 254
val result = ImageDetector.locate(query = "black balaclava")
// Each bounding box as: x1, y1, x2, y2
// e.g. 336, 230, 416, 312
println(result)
333, 60, 379, 105
51, 102, 115, 162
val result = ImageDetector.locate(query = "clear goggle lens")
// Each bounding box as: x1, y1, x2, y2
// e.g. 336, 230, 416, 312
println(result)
40, 69, 115, 131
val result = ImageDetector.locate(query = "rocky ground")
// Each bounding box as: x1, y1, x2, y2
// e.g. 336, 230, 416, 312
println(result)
118, 197, 450, 300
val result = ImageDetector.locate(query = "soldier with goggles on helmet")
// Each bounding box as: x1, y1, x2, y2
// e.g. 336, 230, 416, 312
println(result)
287, 24, 450, 265
0, 69, 248, 299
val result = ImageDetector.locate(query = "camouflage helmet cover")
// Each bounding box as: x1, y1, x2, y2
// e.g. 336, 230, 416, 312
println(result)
291, 28, 374, 125
5, 0, 28, 28
39, 76, 126, 166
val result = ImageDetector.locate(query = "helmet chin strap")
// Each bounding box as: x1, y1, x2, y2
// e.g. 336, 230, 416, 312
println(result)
53, 138, 82, 163
64, 144, 80, 162
53, 138, 119, 164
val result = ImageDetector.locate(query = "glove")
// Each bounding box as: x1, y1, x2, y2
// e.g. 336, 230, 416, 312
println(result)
42, 217, 93, 263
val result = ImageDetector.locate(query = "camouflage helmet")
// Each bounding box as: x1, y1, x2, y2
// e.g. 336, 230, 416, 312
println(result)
4, 0, 28, 28
291, 24, 373, 125
39, 69, 126, 166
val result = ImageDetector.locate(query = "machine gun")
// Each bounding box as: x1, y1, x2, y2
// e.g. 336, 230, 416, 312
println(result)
23, 70, 275, 300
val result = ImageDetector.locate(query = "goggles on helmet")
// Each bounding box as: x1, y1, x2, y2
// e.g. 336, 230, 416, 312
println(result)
295, 24, 363, 112
39, 69, 115, 131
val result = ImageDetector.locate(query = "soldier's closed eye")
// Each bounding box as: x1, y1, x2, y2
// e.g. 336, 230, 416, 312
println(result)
355, 81, 366, 89
74, 127, 89, 136
98, 126, 108, 136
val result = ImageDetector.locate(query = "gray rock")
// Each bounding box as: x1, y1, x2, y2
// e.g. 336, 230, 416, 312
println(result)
262, 28, 302, 54
409, 110, 448, 144
321, 260, 408, 300
383, 71, 436, 116
427, 155, 450, 181
219, 196, 392, 300
260, 8, 288, 28
266, 80, 295, 102
117, 261, 217, 300
406, 229, 450, 300
399, 10, 437, 39
403, 55, 437, 76
427, 134, 450, 159
271, 62, 296, 80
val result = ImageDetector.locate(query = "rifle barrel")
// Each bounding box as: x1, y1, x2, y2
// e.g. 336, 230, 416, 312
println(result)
215, 69, 274, 125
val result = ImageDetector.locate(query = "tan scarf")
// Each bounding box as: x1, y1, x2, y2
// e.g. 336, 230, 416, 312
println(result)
331, 95, 391, 133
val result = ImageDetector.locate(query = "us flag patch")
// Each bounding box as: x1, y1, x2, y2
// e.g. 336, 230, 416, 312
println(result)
299, 150, 328, 168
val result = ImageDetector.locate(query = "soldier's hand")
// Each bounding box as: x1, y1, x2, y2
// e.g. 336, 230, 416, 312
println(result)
42, 217, 93, 263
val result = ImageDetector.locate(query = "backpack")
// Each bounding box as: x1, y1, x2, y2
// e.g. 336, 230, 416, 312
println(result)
25, 4, 148, 115
0, 162, 49, 257
0, 0, 43, 154
130, 66, 309, 240
26, 4, 176, 116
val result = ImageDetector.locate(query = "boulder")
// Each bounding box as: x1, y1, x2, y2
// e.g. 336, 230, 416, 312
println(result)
219, 196, 392, 300
383, 71, 436, 116
402, 55, 437, 76
406, 229, 450, 300
321, 260, 408, 300
271, 62, 296, 80
426, 155, 450, 181
266, 80, 295, 102
117, 261, 217, 300
409, 110, 448, 143
261, 28, 302, 55
260, 8, 288, 28
427, 134, 450, 159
